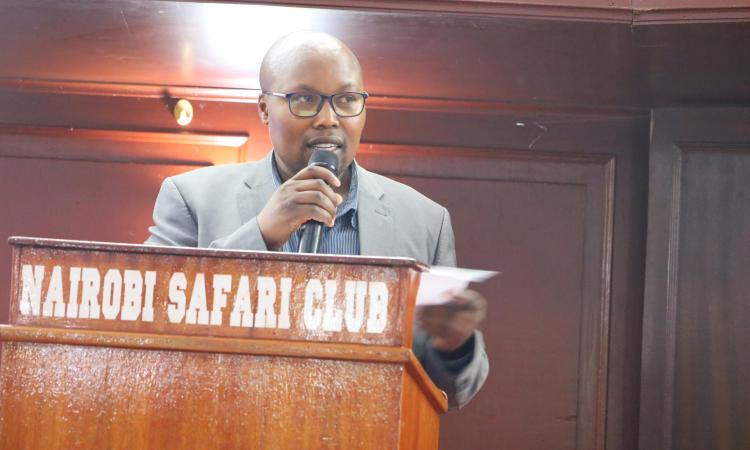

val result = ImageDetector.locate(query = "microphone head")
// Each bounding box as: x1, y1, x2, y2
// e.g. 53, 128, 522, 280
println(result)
308, 149, 339, 174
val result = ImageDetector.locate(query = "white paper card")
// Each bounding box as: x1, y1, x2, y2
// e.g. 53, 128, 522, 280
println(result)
416, 266, 499, 306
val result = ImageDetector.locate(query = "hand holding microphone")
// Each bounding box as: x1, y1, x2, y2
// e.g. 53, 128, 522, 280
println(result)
297, 150, 339, 253
256, 150, 342, 251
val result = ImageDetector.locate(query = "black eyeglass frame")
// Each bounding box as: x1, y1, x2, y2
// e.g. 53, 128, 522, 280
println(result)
262, 91, 369, 118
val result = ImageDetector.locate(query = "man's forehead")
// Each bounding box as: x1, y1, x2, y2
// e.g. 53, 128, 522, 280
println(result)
271, 55, 362, 92
259, 32, 363, 91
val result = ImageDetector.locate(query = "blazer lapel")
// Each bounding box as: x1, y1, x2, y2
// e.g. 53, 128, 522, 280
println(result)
235, 154, 396, 257
356, 164, 395, 257
237, 152, 276, 223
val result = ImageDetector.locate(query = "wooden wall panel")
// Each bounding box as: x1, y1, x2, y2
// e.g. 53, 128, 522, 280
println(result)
0, 2, 645, 108
363, 106, 650, 450
0, 84, 649, 450
640, 109, 750, 450
0, 3, 653, 445
200, 0, 750, 22
358, 145, 614, 450
0, 127, 247, 324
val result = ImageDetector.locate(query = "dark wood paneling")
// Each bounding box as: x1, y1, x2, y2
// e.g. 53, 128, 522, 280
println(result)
640, 108, 750, 450
2, 1, 749, 115
635, 23, 750, 106
220, 0, 634, 22
201, 0, 750, 23
0, 127, 247, 324
0, 1, 644, 108
0, 81, 650, 450
0, 86, 259, 136
0, 3, 656, 449
361, 108, 650, 450
0, 125, 247, 164
358, 145, 614, 450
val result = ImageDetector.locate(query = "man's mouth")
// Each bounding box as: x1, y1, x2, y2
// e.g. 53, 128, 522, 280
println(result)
307, 137, 345, 152
308, 143, 341, 151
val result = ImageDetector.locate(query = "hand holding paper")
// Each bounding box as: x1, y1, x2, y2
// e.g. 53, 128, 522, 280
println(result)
416, 266, 498, 353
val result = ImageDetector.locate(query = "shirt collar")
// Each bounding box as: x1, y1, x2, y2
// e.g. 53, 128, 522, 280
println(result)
270, 151, 360, 229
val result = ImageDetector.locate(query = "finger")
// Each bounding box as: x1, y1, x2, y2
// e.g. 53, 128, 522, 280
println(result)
419, 306, 484, 332
421, 317, 472, 350
292, 191, 338, 219
447, 291, 488, 313
453, 289, 487, 304
292, 165, 342, 187
288, 179, 342, 206
421, 310, 476, 332
440, 299, 475, 312
299, 204, 337, 227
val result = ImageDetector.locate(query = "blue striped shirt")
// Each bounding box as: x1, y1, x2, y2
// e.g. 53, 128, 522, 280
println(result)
271, 154, 360, 256
272, 154, 475, 372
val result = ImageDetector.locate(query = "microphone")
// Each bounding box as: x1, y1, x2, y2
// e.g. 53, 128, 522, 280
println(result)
297, 150, 339, 253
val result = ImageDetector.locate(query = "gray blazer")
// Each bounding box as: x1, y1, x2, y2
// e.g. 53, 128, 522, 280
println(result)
146, 152, 488, 409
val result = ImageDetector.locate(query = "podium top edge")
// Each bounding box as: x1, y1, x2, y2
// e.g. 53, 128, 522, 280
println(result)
7, 237, 429, 271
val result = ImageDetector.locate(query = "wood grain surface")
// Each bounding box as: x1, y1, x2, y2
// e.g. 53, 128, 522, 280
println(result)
0, 240, 446, 449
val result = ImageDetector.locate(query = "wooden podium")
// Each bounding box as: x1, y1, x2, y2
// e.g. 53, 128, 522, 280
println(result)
0, 238, 447, 449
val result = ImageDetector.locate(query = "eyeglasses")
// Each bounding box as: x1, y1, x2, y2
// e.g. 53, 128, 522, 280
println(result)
263, 91, 369, 118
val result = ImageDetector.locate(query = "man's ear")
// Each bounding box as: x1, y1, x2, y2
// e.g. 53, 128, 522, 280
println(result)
257, 96, 270, 125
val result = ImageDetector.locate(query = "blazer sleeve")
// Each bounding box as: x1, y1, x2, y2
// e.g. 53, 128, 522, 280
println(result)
207, 218, 268, 251
145, 177, 199, 247
146, 177, 270, 251
416, 207, 490, 410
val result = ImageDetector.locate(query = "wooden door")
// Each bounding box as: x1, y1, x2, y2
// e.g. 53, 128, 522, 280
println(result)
359, 144, 615, 450
639, 108, 750, 450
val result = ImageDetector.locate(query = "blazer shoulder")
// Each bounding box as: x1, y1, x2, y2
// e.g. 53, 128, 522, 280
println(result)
363, 169, 446, 215
170, 161, 256, 187
359, 167, 453, 264
161, 160, 267, 219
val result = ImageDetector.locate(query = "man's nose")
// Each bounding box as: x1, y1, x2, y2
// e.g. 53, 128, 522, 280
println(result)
312, 100, 339, 128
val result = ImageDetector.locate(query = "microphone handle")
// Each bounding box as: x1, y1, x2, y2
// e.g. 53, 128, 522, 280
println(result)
296, 150, 339, 253
298, 220, 324, 253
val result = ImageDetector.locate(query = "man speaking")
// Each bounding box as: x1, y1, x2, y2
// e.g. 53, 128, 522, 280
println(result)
146, 31, 488, 409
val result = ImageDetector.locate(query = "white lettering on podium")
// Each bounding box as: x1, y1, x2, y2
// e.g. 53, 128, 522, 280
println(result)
20, 264, 44, 316
344, 280, 367, 333
16, 263, 392, 334
210, 274, 232, 326
66, 267, 82, 319
101, 269, 123, 320
121, 270, 143, 321
168, 272, 187, 323
142, 271, 156, 322
322, 280, 343, 332
305, 279, 390, 333
229, 275, 253, 327
41, 266, 65, 318
277, 277, 292, 329
186, 273, 209, 325
79, 268, 101, 319
254, 277, 277, 328
304, 279, 324, 330
366, 282, 389, 333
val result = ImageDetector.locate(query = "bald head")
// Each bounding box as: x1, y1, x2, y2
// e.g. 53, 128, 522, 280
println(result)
259, 31, 363, 92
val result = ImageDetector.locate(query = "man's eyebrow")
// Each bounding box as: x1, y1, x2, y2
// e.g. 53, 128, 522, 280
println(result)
288, 83, 361, 93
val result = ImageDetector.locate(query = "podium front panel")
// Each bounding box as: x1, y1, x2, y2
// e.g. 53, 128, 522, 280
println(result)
0, 338, 406, 449
8, 238, 425, 347
1, 238, 446, 449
